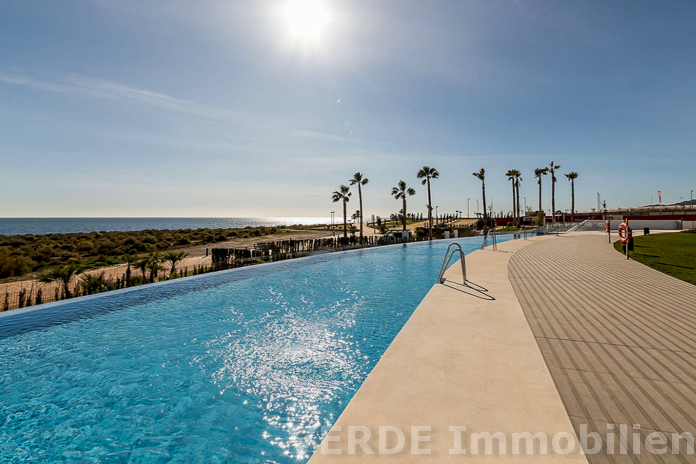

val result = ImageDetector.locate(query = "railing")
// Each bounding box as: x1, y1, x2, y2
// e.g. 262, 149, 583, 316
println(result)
542, 222, 577, 235
437, 243, 466, 284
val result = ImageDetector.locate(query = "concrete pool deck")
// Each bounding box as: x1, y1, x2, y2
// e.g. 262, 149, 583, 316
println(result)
309, 234, 588, 462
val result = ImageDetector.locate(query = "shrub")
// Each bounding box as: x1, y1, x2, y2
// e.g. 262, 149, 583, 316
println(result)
143, 235, 158, 244
76, 240, 94, 253
0, 252, 35, 278
131, 241, 146, 252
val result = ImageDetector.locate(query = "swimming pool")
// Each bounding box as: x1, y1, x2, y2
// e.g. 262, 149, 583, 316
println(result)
0, 236, 513, 463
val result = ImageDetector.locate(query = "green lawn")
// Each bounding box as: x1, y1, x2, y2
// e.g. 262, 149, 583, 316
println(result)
614, 231, 696, 285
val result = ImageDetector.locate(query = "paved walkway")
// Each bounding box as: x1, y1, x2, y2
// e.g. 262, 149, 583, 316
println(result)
509, 234, 696, 463
310, 236, 587, 463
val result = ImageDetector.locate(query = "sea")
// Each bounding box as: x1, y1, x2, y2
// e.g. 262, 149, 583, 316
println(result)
0, 218, 332, 236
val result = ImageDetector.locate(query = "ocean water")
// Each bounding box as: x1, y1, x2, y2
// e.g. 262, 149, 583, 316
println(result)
0, 217, 332, 236
0, 236, 514, 463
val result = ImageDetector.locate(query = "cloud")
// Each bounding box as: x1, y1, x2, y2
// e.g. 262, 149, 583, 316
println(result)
287, 130, 352, 143
0, 71, 228, 119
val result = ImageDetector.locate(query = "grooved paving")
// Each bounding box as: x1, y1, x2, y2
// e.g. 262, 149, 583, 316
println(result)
509, 234, 696, 463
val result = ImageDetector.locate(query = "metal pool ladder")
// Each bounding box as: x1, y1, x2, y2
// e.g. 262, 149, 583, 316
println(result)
437, 243, 467, 284
480, 231, 498, 251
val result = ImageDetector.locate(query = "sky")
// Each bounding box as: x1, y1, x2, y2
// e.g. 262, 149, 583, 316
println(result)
1, 0, 695, 218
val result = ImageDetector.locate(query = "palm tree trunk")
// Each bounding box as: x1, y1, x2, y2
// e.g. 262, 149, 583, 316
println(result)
427, 179, 433, 240
63, 278, 71, 299
358, 184, 364, 242
482, 181, 488, 234
516, 180, 521, 226
511, 180, 516, 227
571, 180, 575, 222
551, 178, 556, 222
538, 180, 542, 214
402, 198, 407, 231
342, 199, 347, 239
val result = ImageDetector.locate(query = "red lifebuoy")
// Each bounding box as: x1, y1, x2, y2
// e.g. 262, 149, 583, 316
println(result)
605, 220, 610, 233
618, 222, 632, 244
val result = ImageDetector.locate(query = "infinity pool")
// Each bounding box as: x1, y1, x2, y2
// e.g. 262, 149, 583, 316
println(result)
0, 237, 512, 463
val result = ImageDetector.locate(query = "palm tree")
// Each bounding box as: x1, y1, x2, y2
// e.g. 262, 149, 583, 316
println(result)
548, 161, 561, 222
391, 181, 416, 231
505, 169, 517, 226
163, 251, 189, 276
513, 170, 522, 226
146, 251, 162, 283
416, 166, 439, 240
40, 262, 84, 299
349, 172, 369, 241
122, 254, 138, 286
534, 167, 549, 214
81, 271, 109, 295
331, 185, 352, 239
564, 172, 579, 221
472, 168, 488, 234
136, 257, 149, 280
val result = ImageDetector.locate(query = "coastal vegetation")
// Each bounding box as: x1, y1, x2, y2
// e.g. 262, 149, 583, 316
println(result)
0, 225, 300, 280
613, 231, 696, 285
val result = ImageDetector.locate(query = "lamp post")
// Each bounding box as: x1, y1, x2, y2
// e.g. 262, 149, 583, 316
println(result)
331, 211, 335, 236
435, 206, 438, 225
691, 190, 693, 211
467, 198, 470, 218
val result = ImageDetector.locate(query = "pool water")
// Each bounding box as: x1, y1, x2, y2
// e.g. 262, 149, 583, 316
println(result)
0, 237, 512, 463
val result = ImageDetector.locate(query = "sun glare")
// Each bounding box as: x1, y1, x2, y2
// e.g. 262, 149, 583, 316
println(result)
283, 0, 328, 39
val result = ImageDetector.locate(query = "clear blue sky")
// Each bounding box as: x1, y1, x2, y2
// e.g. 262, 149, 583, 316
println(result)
1, 0, 695, 218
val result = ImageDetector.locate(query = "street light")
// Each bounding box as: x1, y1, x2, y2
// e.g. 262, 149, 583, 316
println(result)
331, 211, 335, 236
691, 190, 694, 211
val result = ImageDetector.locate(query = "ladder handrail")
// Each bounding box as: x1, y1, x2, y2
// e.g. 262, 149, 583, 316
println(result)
437, 243, 466, 284
481, 230, 498, 250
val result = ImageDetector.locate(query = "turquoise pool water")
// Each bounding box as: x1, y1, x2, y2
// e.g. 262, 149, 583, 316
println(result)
0, 237, 512, 463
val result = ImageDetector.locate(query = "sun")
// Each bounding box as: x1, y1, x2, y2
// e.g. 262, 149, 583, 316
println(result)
283, 0, 328, 39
